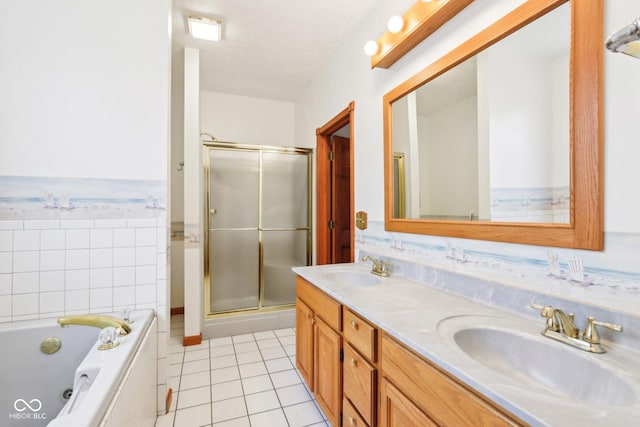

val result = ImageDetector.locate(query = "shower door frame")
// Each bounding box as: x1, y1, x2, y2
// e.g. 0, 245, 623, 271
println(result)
203, 141, 313, 318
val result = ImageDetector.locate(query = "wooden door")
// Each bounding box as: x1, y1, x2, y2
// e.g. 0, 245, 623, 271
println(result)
295, 298, 314, 389
331, 135, 352, 263
314, 318, 342, 427
380, 378, 438, 427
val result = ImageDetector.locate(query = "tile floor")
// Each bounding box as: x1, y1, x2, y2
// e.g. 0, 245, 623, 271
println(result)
155, 315, 329, 427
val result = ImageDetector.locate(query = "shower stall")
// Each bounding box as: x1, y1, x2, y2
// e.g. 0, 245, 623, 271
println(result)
204, 142, 312, 317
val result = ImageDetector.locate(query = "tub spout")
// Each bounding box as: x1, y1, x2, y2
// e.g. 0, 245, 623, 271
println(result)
58, 315, 131, 336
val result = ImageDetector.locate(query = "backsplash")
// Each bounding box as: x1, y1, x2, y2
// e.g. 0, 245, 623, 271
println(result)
356, 221, 640, 317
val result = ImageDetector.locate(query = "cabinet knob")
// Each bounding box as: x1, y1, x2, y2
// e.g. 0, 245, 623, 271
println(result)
349, 416, 356, 425
351, 320, 358, 329
350, 358, 358, 367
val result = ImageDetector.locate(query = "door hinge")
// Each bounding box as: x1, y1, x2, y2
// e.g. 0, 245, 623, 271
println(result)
328, 151, 334, 161
328, 220, 335, 230
339, 348, 344, 362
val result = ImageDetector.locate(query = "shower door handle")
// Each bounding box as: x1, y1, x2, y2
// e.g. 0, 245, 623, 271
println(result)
210, 208, 217, 215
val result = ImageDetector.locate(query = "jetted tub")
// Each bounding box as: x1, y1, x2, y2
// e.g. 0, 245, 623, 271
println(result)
1, 309, 157, 427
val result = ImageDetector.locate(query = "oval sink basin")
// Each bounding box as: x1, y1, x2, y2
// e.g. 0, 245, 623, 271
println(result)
453, 327, 637, 406
321, 270, 380, 286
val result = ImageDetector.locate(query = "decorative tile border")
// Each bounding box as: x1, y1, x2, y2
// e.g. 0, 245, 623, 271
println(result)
0, 176, 166, 220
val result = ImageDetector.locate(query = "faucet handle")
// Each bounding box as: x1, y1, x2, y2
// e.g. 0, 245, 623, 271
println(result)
583, 316, 623, 344
530, 303, 558, 331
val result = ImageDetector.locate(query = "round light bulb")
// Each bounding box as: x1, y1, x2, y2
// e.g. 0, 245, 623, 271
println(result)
387, 15, 404, 34
364, 40, 378, 56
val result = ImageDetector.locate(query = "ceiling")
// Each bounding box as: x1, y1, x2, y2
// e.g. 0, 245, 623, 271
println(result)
172, 0, 380, 102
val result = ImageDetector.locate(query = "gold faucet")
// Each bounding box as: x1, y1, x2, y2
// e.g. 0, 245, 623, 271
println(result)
362, 255, 390, 277
530, 304, 622, 353
58, 314, 132, 336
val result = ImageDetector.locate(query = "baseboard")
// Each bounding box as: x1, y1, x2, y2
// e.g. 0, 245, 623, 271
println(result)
170, 307, 184, 315
165, 388, 173, 414
183, 333, 202, 346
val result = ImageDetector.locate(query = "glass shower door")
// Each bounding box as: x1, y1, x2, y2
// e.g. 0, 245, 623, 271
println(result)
208, 148, 260, 313
262, 151, 310, 307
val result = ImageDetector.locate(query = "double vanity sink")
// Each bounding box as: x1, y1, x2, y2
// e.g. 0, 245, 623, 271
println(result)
293, 262, 640, 426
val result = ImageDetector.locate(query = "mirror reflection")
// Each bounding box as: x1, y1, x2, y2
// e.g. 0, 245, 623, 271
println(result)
392, 3, 570, 223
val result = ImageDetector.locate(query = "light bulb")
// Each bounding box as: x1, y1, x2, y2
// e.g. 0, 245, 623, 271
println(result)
364, 40, 379, 56
387, 16, 405, 33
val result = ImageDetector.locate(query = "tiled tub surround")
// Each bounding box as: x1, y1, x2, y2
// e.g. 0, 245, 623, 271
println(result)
0, 217, 171, 415
292, 263, 640, 426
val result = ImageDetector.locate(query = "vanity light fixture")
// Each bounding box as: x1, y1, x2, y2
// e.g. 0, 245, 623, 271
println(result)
364, 40, 379, 56
188, 16, 222, 42
606, 16, 640, 59
387, 16, 405, 34
366, 0, 473, 69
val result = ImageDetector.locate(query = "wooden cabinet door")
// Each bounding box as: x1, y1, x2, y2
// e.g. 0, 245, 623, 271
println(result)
314, 317, 342, 427
380, 378, 438, 427
296, 297, 314, 389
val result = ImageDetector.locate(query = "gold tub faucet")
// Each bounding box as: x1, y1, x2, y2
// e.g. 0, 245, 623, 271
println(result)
58, 314, 132, 336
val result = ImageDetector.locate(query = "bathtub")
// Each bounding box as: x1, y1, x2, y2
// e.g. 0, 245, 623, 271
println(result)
1, 309, 157, 427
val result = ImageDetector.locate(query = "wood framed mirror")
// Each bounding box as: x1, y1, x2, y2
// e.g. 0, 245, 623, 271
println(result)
383, 0, 603, 250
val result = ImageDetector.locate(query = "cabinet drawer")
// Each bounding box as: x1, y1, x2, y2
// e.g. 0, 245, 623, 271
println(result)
343, 308, 377, 362
343, 343, 376, 427
296, 276, 342, 331
343, 398, 368, 427
381, 334, 524, 427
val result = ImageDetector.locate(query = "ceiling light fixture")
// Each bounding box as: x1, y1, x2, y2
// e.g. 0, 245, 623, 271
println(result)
188, 16, 222, 42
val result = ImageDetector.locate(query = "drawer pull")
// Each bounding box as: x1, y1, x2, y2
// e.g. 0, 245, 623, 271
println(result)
349, 416, 356, 425
351, 320, 359, 329
350, 358, 358, 367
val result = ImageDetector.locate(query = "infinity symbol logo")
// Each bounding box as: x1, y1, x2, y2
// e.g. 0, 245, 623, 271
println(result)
14, 399, 42, 412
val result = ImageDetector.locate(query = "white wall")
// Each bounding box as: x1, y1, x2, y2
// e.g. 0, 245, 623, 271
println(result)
0, 0, 172, 415
0, 0, 169, 181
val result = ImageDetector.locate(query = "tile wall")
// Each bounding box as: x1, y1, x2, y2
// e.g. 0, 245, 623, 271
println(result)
0, 216, 170, 414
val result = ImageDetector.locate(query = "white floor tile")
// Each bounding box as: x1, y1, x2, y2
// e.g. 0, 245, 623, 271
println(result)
275, 383, 312, 407
169, 363, 182, 378
170, 342, 185, 354
236, 350, 262, 365
270, 369, 301, 388
211, 366, 241, 384
210, 336, 233, 347
212, 416, 250, 427
185, 341, 209, 351
284, 345, 295, 357
210, 345, 234, 358
265, 357, 293, 373
174, 403, 211, 427
211, 396, 247, 423
249, 408, 288, 427
184, 348, 210, 362
182, 359, 210, 375
211, 354, 237, 369
283, 401, 324, 427
211, 380, 243, 402
245, 389, 281, 414
180, 371, 211, 391
154, 411, 175, 427
274, 328, 295, 337
257, 338, 280, 350
169, 351, 185, 365
260, 346, 287, 360
241, 374, 274, 394
253, 330, 275, 340
278, 335, 295, 346
178, 385, 211, 410
234, 341, 258, 353
232, 333, 254, 344
238, 361, 267, 378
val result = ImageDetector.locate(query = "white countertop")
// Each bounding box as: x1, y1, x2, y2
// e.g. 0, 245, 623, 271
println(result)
293, 263, 640, 427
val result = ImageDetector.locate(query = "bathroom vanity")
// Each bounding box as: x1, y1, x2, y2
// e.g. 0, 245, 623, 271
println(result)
293, 263, 640, 427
